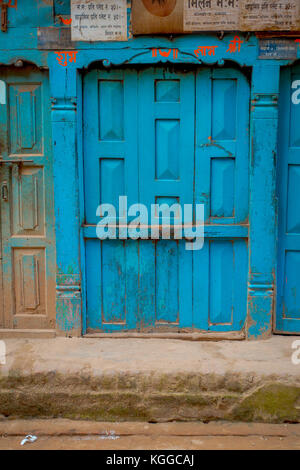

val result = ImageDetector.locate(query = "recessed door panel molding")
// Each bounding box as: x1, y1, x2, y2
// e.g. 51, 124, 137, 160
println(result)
12, 166, 45, 236
195, 68, 250, 226
8, 83, 43, 156
13, 248, 46, 316
98, 79, 124, 141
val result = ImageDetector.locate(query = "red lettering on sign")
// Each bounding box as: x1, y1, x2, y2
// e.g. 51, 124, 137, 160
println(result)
60, 16, 72, 26
227, 36, 243, 54
55, 51, 78, 67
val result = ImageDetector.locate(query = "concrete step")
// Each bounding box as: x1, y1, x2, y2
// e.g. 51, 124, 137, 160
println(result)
0, 336, 299, 423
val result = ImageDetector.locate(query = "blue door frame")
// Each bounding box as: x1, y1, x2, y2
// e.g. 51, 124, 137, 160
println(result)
46, 35, 283, 339
82, 66, 249, 333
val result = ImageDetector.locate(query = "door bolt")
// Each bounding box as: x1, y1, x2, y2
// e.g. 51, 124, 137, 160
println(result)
1, 3, 8, 33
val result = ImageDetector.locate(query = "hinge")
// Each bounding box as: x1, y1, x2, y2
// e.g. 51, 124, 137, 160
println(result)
1, 2, 8, 33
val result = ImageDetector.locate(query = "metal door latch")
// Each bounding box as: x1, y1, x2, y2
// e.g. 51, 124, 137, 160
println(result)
1, 182, 8, 201
1, 2, 8, 33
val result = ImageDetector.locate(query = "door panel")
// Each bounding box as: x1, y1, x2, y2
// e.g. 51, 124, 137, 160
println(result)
138, 68, 195, 213
195, 68, 249, 225
83, 69, 138, 226
0, 67, 55, 330
193, 238, 248, 331
83, 66, 249, 333
137, 68, 194, 331
193, 68, 249, 332
276, 65, 300, 333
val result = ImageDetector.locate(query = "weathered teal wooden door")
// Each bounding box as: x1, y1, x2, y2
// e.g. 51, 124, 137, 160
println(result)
193, 68, 249, 332
276, 65, 300, 333
0, 67, 56, 331
83, 66, 249, 334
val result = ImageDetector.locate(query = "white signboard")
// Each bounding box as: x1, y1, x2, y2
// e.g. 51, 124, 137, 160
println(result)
240, 1, 299, 31
184, 0, 240, 31
71, 0, 127, 42
184, 0, 300, 32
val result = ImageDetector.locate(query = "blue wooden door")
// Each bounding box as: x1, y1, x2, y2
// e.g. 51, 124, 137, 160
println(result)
276, 65, 300, 333
0, 67, 56, 330
83, 66, 249, 334
193, 68, 249, 332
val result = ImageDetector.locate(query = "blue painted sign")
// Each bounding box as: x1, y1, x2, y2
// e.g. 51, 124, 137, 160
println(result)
259, 39, 298, 60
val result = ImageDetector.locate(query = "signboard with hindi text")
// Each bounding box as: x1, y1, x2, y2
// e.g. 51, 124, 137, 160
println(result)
184, 0, 300, 32
133, 0, 300, 34
71, 0, 127, 41
240, 1, 300, 31
258, 39, 298, 59
184, 0, 239, 31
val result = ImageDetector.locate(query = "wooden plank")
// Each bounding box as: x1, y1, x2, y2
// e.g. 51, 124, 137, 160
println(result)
84, 330, 245, 340
38, 27, 75, 50
132, 0, 183, 35
0, 329, 56, 338
82, 224, 249, 239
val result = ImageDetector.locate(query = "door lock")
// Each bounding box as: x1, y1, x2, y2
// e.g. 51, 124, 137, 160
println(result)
1, 183, 8, 201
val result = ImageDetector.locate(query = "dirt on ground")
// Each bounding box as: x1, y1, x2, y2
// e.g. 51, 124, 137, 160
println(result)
0, 419, 300, 450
